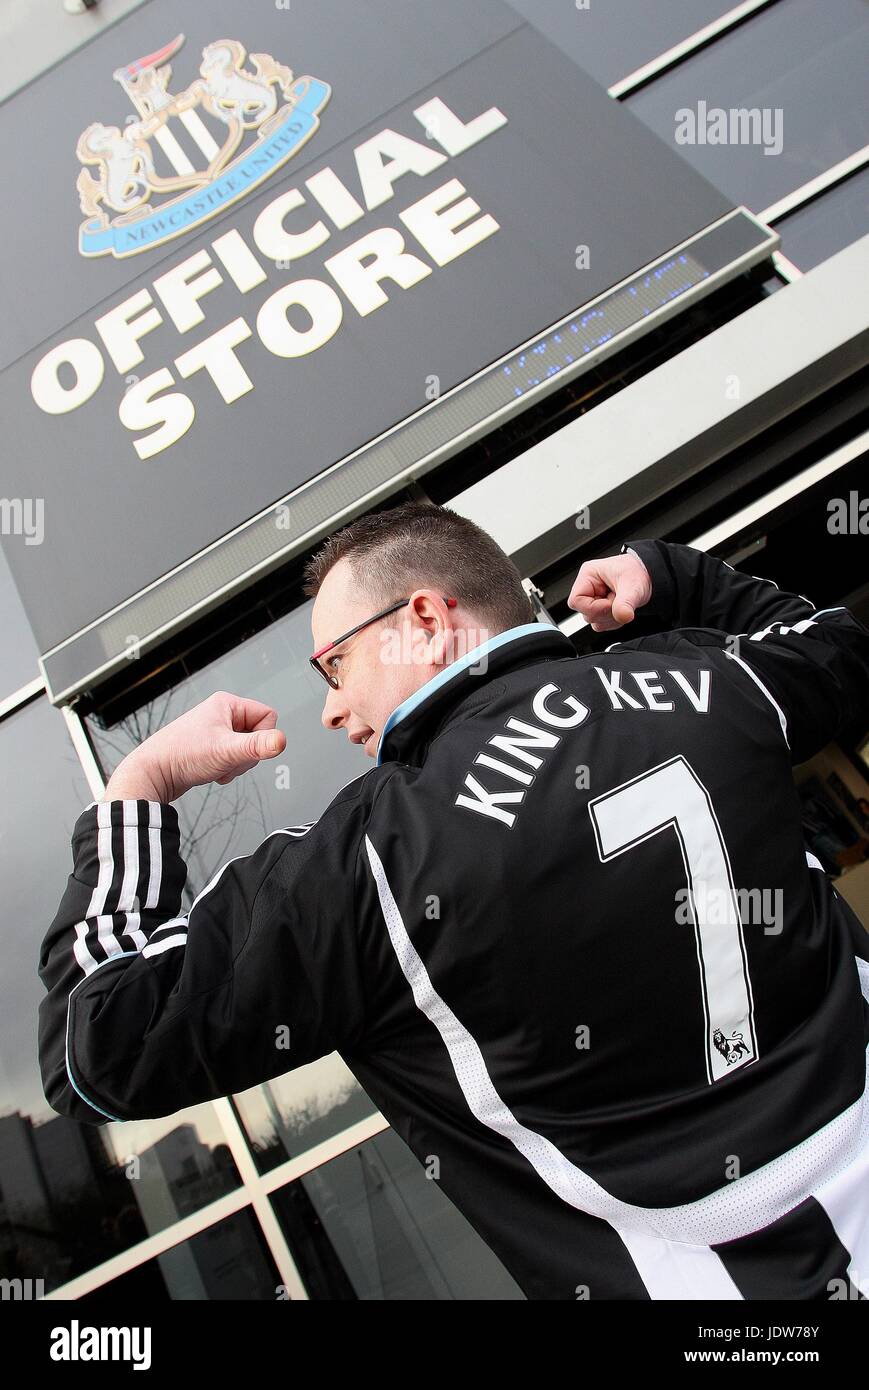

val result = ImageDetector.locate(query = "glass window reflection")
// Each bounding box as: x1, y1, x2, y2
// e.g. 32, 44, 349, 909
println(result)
86, 596, 368, 874
0, 698, 240, 1294
234, 1056, 376, 1174
78, 1206, 281, 1301
271, 1128, 525, 1299
85, 597, 378, 1158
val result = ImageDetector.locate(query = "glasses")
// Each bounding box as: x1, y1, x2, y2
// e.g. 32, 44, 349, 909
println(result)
310, 595, 457, 689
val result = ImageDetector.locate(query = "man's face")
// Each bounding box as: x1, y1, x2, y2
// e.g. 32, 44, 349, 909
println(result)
311, 557, 459, 758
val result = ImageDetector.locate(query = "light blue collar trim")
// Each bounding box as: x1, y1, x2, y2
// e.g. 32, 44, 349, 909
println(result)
375, 622, 559, 766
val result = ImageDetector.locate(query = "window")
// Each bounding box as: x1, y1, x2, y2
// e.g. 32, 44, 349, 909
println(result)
0, 698, 241, 1293
271, 1128, 525, 1299
234, 1061, 376, 1175
85, 597, 379, 1157
78, 1207, 281, 1301
86, 597, 367, 881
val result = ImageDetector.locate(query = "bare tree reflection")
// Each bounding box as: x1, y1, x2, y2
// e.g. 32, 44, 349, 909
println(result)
92, 692, 275, 898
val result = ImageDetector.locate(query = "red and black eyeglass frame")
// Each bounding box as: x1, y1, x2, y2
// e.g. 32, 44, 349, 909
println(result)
309, 595, 457, 689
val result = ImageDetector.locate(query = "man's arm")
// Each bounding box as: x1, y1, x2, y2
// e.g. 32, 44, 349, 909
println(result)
37, 694, 369, 1125
570, 539, 869, 765
616, 538, 819, 637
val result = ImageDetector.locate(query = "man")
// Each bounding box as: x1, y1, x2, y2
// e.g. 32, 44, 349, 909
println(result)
38, 501, 869, 1300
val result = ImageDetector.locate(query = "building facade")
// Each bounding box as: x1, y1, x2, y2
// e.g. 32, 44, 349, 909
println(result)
1, 0, 867, 1299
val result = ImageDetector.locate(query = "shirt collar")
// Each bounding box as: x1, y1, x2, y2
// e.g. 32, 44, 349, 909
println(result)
375, 621, 576, 767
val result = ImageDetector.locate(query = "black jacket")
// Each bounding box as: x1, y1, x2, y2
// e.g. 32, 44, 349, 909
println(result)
37, 540, 869, 1299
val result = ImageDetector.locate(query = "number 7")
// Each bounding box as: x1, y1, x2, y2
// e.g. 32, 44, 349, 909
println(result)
588, 755, 757, 1083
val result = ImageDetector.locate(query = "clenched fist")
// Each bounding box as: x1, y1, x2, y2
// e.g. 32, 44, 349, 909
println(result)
101, 691, 287, 804
567, 548, 653, 632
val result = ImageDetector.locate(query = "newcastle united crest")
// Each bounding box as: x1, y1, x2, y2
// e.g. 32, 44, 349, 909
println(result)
75, 33, 331, 258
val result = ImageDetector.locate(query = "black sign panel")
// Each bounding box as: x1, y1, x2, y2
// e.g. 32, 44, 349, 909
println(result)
0, 0, 731, 662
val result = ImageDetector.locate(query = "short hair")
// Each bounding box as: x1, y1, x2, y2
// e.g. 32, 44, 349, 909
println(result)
302, 500, 534, 631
